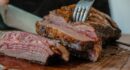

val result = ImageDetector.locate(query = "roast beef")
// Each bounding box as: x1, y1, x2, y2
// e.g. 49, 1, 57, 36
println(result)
36, 13, 102, 62
36, 5, 121, 62
0, 31, 69, 65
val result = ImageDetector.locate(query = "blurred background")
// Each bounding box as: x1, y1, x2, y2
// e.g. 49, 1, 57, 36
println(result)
109, 0, 130, 34
1, 0, 130, 34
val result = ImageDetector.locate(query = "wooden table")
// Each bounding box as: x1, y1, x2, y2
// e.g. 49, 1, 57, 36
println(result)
0, 34, 130, 70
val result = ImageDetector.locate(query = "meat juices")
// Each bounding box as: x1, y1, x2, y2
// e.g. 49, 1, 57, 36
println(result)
0, 31, 69, 65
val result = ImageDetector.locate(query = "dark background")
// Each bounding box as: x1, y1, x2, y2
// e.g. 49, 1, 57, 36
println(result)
10, 0, 110, 17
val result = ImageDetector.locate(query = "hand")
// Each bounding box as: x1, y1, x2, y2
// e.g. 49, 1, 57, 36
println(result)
0, 0, 9, 6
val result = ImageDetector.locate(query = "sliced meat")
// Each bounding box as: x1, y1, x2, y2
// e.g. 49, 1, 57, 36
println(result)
36, 4, 121, 62
0, 31, 69, 65
36, 14, 102, 62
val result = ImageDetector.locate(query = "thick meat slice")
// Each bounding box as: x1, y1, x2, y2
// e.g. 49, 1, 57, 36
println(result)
55, 5, 121, 44
0, 31, 69, 65
36, 14, 102, 62
36, 4, 121, 62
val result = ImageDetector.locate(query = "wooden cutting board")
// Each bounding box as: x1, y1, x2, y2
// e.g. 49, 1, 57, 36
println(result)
0, 34, 130, 70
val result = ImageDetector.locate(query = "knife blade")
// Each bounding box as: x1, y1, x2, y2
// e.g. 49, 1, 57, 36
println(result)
0, 5, 42, 34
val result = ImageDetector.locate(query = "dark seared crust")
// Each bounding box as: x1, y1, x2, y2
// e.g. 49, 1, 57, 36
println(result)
86, 8, 121, 43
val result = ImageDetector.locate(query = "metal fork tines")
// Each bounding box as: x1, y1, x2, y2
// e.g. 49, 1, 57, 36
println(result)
73, 0, 95, 22
0, 31, 6, 38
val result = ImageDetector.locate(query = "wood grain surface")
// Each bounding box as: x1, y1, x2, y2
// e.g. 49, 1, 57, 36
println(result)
0, 34, 130, 70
